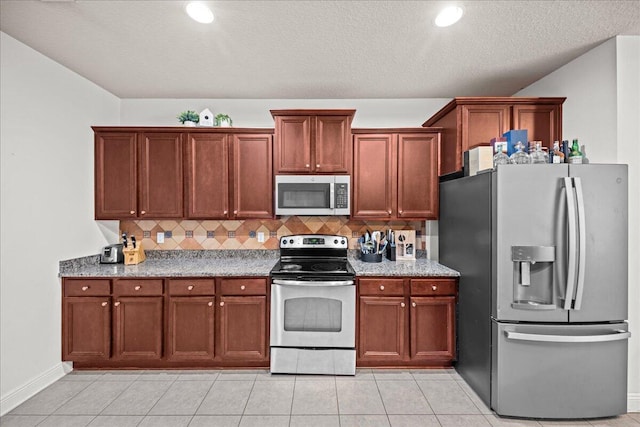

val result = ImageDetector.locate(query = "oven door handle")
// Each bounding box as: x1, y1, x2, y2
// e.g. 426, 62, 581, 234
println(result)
272, 279, 354, 287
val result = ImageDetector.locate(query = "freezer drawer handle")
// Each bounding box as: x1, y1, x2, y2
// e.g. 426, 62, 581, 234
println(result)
505, 330, 631, 343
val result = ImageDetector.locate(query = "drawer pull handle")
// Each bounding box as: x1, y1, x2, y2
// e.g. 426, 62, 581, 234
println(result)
114, 302, 120, 307
130, 210, 135, 215
220, 301, 225, 307
187, 285, 194, 291
208, 301, 213, 307
400, 302, 405, 308
140, 210, 146, 215
412, 302, 417, 308
240, 285, 246, 290
432, 285, 438, 291
81, 286, 89, 291
134, 285, 141, 291
379, 285, 385, 291
102, 302, 108, 307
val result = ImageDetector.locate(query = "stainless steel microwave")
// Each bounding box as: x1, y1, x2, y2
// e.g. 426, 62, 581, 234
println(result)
275, 175, 350, 216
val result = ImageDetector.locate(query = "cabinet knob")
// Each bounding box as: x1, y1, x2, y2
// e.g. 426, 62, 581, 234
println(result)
102, 302, 108, 307
208, 301, 213, 307
379, 285, 385, 291
81, 286, 89, 291
134, 285, 141, 291
401, 302, 406, 308
114, 302, 120, 307
316, 164, 320, 168
240, 285, 246, 290
234, 210, 238, 215
432, 285, 437, 291
224, 210, 228, 214
130, 210, 135, 215
140, 210, 146, 215
412, 302, 417, 308
388, 210, 392, 215
398, 210, 403, 214
220, 301, 225, 307
305, 164, 310, 168
187, 285, 194, 291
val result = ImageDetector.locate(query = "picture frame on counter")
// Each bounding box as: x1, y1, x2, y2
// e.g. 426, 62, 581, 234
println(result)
395, 230, 416, 260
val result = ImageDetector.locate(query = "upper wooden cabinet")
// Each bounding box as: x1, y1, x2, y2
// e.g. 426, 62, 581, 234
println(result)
185, 130, 273, 219
422, 97, 565, 175
352, 129, 440, 220
95, 129, 183, 219
271, 109, 355, 174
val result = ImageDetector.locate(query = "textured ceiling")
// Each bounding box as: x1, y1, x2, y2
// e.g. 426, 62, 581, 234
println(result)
1, 0, 638, 99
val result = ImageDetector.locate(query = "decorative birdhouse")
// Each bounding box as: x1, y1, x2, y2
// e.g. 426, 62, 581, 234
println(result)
199, 108, 214, 127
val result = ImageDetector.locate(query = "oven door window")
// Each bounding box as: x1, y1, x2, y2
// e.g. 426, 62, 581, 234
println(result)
278, 183, 330, 209
284, 297, 342, 332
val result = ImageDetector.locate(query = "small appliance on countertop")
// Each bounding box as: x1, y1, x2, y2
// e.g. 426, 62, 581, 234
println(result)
100, 243, 124, 264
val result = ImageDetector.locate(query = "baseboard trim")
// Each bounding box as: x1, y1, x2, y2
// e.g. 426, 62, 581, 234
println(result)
0, 362, 71, 416
629, 393, 640, 413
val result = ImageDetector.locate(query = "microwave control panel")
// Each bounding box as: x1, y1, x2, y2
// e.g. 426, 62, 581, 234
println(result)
335, 183, 349, 209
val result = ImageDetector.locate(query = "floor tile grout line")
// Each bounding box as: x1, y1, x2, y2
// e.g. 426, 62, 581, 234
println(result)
140, 371, 180, 418
239, 373, 258, 418
372, 374, 393, 426
414, 375, 437, 417
189, 373, 218, 425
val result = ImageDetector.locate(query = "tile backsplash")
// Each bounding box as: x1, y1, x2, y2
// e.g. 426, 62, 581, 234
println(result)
120, 217, 425, 251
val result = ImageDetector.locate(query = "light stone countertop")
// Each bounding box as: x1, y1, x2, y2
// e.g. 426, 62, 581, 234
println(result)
59, 250, 459, 278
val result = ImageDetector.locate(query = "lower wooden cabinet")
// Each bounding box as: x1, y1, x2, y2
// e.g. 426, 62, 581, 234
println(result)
357, 277, 457, 367
63, 296, 111, 361
113, 296, 163, 360
167, 296, 215, 361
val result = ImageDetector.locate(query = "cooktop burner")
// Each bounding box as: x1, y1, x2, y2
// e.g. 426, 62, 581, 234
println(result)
281, 264, 302, 271
274, 260, 353, 275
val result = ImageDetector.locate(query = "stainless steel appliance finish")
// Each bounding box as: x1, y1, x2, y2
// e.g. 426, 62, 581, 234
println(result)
270, 234, 356, 375
275, 175, 350, 216
440, 164, 630, 419
99, 243, 124, 264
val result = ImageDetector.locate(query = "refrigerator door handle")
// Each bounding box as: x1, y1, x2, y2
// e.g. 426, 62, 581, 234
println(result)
573, 177, 587, 310
505, 329, 631, 343
563, 177, 578, 310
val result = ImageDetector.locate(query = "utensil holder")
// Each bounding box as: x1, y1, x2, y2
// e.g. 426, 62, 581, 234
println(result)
360, 253, 382, 263
123, 244, 146, 265
385, 245, 396, 261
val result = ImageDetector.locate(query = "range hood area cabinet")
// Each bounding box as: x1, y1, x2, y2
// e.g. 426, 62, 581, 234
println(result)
422, 97, 565, 175
271, 109, 355, 174
352, 128, 441, 220
94, 127, 274, 220
94, 129, 183, 219
185, 131, 273, 219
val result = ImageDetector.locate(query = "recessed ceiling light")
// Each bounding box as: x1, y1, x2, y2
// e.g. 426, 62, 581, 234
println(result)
186, 2, 214, 24
435, 5, 464, 27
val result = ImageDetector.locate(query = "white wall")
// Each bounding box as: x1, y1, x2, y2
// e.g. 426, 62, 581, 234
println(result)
0, 32, 120, 413
516, 36, 640, 411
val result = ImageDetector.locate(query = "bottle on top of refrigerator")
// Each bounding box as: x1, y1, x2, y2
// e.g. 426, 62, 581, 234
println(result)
493, 142, 510, 167
552, 141, 564, 164
530, 141, 548, 164
568, 139, 583, 164
509, 141, 531, 164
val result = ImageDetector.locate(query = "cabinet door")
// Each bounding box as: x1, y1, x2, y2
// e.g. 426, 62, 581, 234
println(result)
138, 132, 183, 218
512, 104, 562, 151
232, 134, 273, 218
410, 296, 455, 361
314, 115, 351, 173
352, 134, 395, 219
113, 296, 163, 360
358, 296, 406, 362
185, 133, 229, 218
461, 104, 510, 153
274, 116, 312, 173
63, 297, 111, 361
219, 296, 267, 360
95, 132, 137, 219
167, 297, 215, 361
397, 133, 440, 219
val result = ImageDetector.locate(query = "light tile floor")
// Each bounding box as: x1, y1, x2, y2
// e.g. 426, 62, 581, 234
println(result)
1, 369, 638, 427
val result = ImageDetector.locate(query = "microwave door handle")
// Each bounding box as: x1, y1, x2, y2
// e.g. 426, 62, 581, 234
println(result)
329, 183, 335, 209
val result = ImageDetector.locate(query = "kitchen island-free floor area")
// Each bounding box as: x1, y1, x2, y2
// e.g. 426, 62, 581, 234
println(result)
2, 369, 638, 427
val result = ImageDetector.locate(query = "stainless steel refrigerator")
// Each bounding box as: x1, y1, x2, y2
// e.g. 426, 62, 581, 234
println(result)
439, 164, 630, 419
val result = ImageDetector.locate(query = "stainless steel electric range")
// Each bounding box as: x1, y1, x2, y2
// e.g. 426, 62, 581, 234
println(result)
270, 234, 356, 375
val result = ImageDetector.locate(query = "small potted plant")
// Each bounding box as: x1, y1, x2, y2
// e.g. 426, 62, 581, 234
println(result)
177, 110, 200, 127
214, 113, 233, 127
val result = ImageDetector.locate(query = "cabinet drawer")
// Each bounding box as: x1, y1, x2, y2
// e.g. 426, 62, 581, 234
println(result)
220, 278, 267, 295
359, 278, 404, 296
114, 279, 163, 296
168, 279, 215, 296
411, 279, 457, 296
64, 279, 111, 297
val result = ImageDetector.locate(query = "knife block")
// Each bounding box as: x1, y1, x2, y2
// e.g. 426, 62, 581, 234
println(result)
123, 244, 146, 265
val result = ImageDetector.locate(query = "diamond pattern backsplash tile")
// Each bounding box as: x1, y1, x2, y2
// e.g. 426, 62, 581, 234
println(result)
120, 217, 426, 251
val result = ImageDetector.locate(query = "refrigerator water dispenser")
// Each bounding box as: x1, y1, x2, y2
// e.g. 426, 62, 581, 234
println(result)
511, 246, 556, 310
